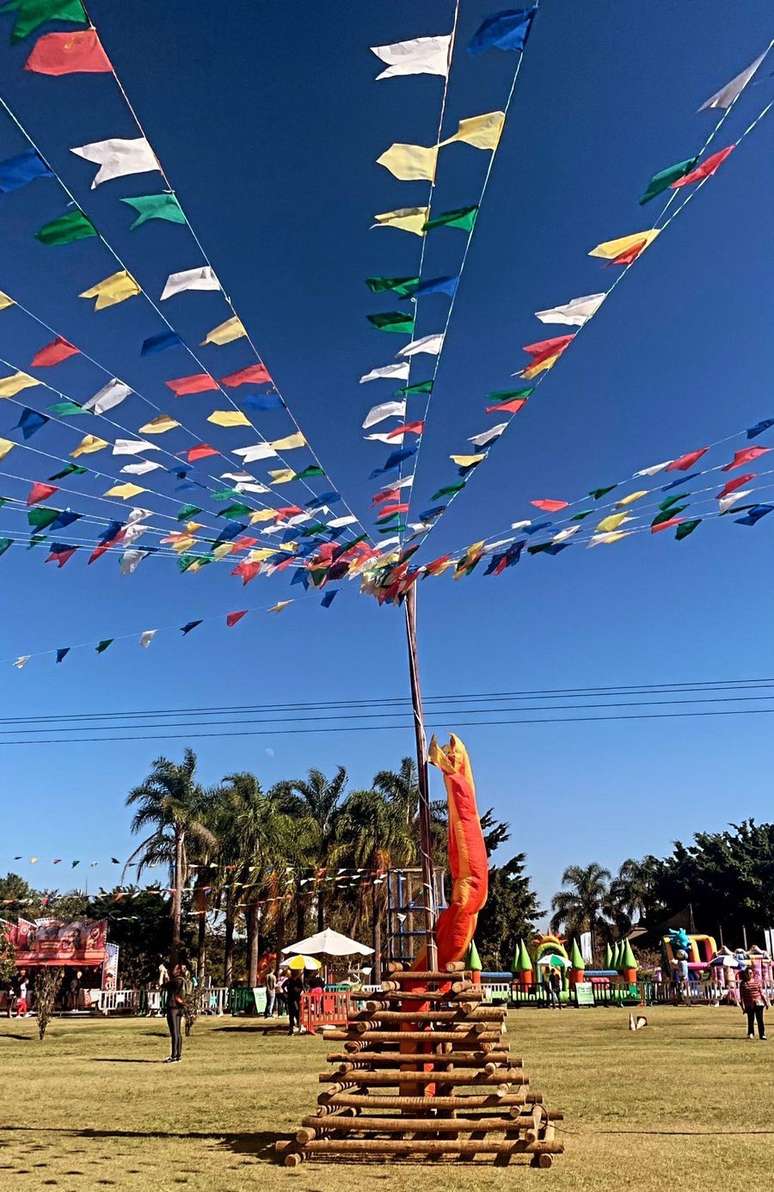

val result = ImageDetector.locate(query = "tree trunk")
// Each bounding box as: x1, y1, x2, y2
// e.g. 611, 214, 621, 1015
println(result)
223, 893, 235, 986
170, 826, 184, 965
247, 903, 260, 987
197, 904, 206, 981
295, 876, 306, 941
317, 887, 325, 932
372, 881, 382, 985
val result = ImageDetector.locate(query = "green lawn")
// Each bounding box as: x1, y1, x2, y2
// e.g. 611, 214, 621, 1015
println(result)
0, 1005, 771, 1191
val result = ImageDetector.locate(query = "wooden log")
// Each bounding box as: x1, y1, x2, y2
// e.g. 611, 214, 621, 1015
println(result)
284, 1153, 303, 1167
386, 962, 405, 974
352, 1008, 505, 1024
531, 1154, 553, 1169
320, 1070, 525, 1086
445, 962, 466, 971
301, 1115, 536, 1134
317, 1092, 533, 1112
295, 1138, 563, 1157
388, 971, 469, 982
384, 988, 481, 1002
340, 1029, 502, 1045
326, 1051, 512, 1067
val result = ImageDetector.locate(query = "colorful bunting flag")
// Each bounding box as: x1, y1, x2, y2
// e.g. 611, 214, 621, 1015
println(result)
35, 208, 96, 244
82, 379, 132, 414
0, 371, 39, 397
366, 275, 420, 296
699, 50, 767, 111
55, 647, 70, 663
122, 192, 185, 228
441, 111, 505, 150
588, 229, 660, 264
722, 446, 771, 471
398, 333, 444, 357
25, 28, 111, 74
468, 7, 537, 54
377, 142, 438, 182
121, 460, 161, 476
268, 600, 292, 614
112, 438, 157, 456
31, 336, 79, 367
363, 400, 405, 429
161, 266, 220, 300
360, 362, 410, 384
469, 423, 507, 448
16, 408, 48, 439
226, 610, 248, 627
367, 311, 416, 335
141, 330, 181, 355
0, 147, 51, 190
746, 419, 774, 440
370, 34, 451, 79
27, 482, 57, 506
671, 145, 735, 189
180, 620, 203, 635
5, 0, 85, 43
202, 316, 246, 346
0, 292, 14, 310
207, 410, 251, 428
735, 504, 774, 526
424, 205, 478, 232
166, 373, 217, 396
534, 293, 606, 327
71, 434, 108, 457
80, 270, 140, 310
139, 414, 180, 434
531, 499, 569, 513
0, 438, 16, 460
639, 157, 697, 204
104, 483, 147, 500
220, 362, 271, 387
372, 206, 429, 236
186, 444, 219, 462
667, 448, 708, 471
675, 519, 701, 540
71, 136, 159, 188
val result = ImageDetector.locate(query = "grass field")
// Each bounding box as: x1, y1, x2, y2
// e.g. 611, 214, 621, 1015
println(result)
0, 1005, 771, 1191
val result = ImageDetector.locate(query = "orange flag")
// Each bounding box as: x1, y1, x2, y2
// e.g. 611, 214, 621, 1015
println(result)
25, 30, 112, 76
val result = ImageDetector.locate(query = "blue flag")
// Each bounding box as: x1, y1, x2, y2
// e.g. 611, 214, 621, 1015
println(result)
50, 510, 80, 532
746, 419, 774, 440
141, 330, 182, 356
16, 408, 49, 439
180, 620, 203, 635
321, 590, 339, 608
56, 647, 70, 664
306, 491, 340, 509
735, 504, 774, 526
468, 6, 537, 54
411, 275, 459, 299
0, 149, 51, 193
243, 393, 283, 411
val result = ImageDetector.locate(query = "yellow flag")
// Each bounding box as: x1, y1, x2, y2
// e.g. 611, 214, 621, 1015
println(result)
207, 410, 251, 428
449, 453, 485, 467
202, 316, 246, 346
615, 490, 648, 507
246, 548, 277, 564
442, 111, 505, 151
71, 434, 109, 458
268, 600, 293, 614
270, 431, 305, 451
595, 512, 631, 533
372, 206, 428, 236
172, 535, 197, 553
521, 354, 559, 380
139, 414, 180, 434
212, 543, 234, 560
80, 269, 141, 310
269, 468, 295, 484
0, 292, 15, 310
249, 509, 278, 524
0, 371, 39, 398
588, 229, 660, 260
104, 482, 147, 500
377, 143, 438, 182
589, 530, 632, 547
185, 521, 204, 533
0, 437, 15, 460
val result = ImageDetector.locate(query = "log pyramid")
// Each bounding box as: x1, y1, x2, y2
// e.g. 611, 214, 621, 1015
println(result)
276, 962, 563, 1167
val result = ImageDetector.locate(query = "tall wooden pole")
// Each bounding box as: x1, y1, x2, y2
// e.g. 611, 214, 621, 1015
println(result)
404, 585, 438, 971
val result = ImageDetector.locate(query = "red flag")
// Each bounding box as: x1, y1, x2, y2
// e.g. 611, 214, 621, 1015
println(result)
25, 30, 112, 76
275, 505, 303, 519
485, 398, 527, 415
651, 517, 683, 534
220, 363, 271, 387
186, 444, 219, 462
226, 610, 248, 627
27, 482, 58, 506
31, 337, 79, 368
671, 145, 735, 189
378, 503, 410, 517
610, 238, 649, 266
386, 421, 424, 439
666, 448, 708, 472
166, 373, 217, 396
232, 536, 258, 550
424, 554, 451, 576
531, 498, 569, 512
372, 487, 400, 505
522, 335, 574, 365
721, 446, 771, 472
717, 473, 755, 499
46, 546, 76, 568
231, 561, 261, 585
89, 528, 126, 564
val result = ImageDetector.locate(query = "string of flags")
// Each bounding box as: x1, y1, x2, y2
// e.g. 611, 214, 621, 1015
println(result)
393, 35, 773, 554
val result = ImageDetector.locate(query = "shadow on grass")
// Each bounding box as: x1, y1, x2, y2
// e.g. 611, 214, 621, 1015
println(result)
0, 1032, 32, 1040
0, 1125, 287, 1164
90, 1058, 162, 1064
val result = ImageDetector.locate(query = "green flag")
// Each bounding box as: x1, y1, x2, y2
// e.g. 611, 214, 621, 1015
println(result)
379, 521, 406, 533
47, 401, 85, 417
424, 204, 478, 232
366, 311, 416, 335
486, 385, 535, 402
639, 157, 697, 205
176, 504, 202, 521
659, 493, 688, 511
651, 505, 686, 527
213, 488, 242, 502
96, 639, 113, 654
4, 0, 86, 44
48, 463, 86, 480
0, 537, 12, 557
675, 518, 701, 540
121, 193, 186, 229
295, 466, 324, 480
366, 275, 420, 296
221, 503, 252, 520
570, 510, 593, 521
300, 521, 327, 536
396, 380, 432, 396
588, 485, 616, 500
36, 209, 96, 246
432, 482, 465, 500
27, 506, 60, 530
28, 534, 46, 547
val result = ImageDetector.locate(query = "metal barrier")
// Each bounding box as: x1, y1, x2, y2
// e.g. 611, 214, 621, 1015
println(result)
198, 986, 229, 1015
97, 989, 140, 1015
300, 990, 350, 1034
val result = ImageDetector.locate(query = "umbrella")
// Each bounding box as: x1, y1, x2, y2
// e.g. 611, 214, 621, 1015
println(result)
282, 928, 374, 958
285, 954, 321, 971
536, 954, 570, 968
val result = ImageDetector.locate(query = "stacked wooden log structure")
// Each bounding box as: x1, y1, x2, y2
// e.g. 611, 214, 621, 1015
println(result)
276, 961, 563, 1167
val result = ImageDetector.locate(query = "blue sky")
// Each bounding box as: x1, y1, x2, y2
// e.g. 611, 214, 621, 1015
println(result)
0, 1, 771, 916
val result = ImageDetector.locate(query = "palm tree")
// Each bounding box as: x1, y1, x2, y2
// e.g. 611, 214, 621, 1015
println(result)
126, 749, 216, 964
273, 767, 348, 931
373, 757, 418, 826
606, 855, 660, 934
550, 862, 612, 958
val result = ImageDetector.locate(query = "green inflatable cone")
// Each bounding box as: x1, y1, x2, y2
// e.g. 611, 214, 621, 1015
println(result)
466, 939, 482, 972
621, 939, 638, 971
604, 942, 612, 969
570, 938, 585, 970
515, 939, 533, 973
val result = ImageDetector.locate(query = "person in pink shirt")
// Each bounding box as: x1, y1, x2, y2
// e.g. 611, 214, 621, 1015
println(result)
740, 968, 769, 1040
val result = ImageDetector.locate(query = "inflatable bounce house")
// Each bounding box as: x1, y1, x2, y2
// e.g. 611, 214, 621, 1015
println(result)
478, 933, 640, 1006
660, 929, 774, 998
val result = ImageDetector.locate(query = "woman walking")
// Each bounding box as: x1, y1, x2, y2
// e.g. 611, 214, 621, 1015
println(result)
164, 962, 186, 1062
740, 967, 769, 1040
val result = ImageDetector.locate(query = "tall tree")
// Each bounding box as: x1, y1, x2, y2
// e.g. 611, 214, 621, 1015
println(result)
475, 852, 541, 971
550, 862, 611, 957
273, 767, 348, 931
126, 749, 216, 964
606, 855, 661, 935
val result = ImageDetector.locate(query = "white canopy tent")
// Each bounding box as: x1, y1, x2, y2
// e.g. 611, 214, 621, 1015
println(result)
282, 928, 374, 958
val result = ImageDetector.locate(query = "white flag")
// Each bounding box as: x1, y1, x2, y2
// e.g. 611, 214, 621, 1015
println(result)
234, 482, 270, 494
699, 50, 767, 111
363, 400, 405, 429
83, 379, 132, 415
552, 525, 581, 543
234, 443, 278, 462
221, 471, 254, 483
634, 460, 673, 477
367, 432, 403, 445
398, 333, 444, 357
127, 507, 152, 525
121, 550, 150, 575
139, 629, 157, 648
719, 489, 752, 513
511, 520, 532, 531
70, 136, 160, 188
161, 266, 220, 301
535, 293, 606, 327
371, 34, 451, 80
328, 515, 357, 528
122, 523, 149, 545
13, 656, 30, 670
112, 438, 157, 456
360, 362, 410, 384
469, 423, 507, 448
121, 460, 162, 475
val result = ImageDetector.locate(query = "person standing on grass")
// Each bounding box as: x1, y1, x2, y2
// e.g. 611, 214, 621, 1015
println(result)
740, 967, 769, 1041
286, 969, 303, 1035
164, 963, 186, 1063
264, 968, 277, 1018
548, 968, 563, 1008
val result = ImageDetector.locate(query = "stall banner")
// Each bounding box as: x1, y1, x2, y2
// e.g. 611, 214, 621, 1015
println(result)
12, 918, 108, 966
102, 941, 119, 989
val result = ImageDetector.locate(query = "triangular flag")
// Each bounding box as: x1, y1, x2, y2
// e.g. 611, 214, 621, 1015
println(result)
122, 192, 185, 228
370, 34, 451, 79
82, 379, 132, 414
160, 266, 219, 300
180, 620, 203, 635
96, 639, 113, 654
0, 437, 16, 460
0, 370, 39, 397
36, 208, 96, 245
397, 333, 444, 357
202, 316, 246, 346
226, 610, 248, 627
80, 270, 140, 310
442, 111, 505, 150
16, 408, 49, 439
71, 434, 108, 457
27, 482, 58, 506
699, 50, 768, 111
25, 29, 111, 75
13, 655, 30, 669
31, 336, 79, 367
268, 600, 292, 613
104, 483, 147, 500
186, 444, 219, 462
165, 373, 217, 396
8, 2, 87, 45
360, 362, 410, 384
207, 410, 251, 428
0, 147, 51, 189
423, 205, 478, 232
55, 647, 70, 663
71, 136, 159, 188
670, 145, 735, 189
141, 330, 181, 355
639, 157, 698, 204
112, 438, 158, 456
534, 293, 606, 327
588, 229, 660, 264
376, 143, 438, 182
220, 363, 271, 387
468, 7, 537, 54
139, 414, 179, 434
372, 206, 428, 236
139, 630, 157, 648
